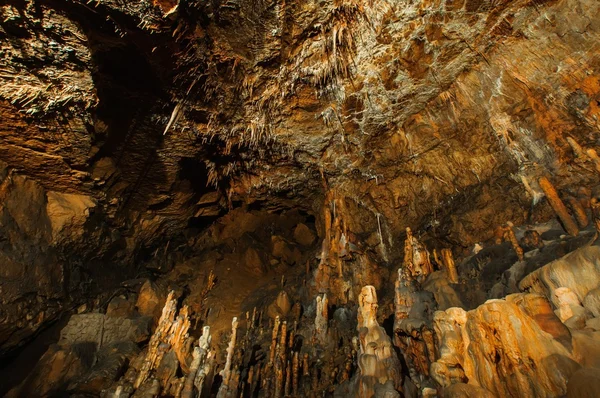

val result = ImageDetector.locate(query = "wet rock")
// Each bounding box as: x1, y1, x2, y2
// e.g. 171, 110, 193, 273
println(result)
69, 341, 140, 394
267, 290, 292, 319
7, 342, 96, 397
572, 330, 600, 369
520, 245, 600, 303
294, 223, 316, 247
59, 313, 151, 347
244, 247, 265, 275
442, 383, 494, 398
567, 367, 600, 398
45, 191, 95, 244
585, 317, 600, 331
136, 280, 167, 321
106, 296, 136, 318
552, 287, 585, 322
431, 294, 580, 397
583, 287, 600, 318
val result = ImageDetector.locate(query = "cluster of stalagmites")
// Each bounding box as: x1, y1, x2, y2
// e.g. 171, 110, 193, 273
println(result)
109, 178, 599, 398
13, 175, 600, 397
105, 284, 404, 398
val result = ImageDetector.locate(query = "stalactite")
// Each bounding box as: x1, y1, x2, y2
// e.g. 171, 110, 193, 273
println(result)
566, 196, 589, 228
586, 148, 600, 173
441, 248, 458, 283
538, 176, 579, 236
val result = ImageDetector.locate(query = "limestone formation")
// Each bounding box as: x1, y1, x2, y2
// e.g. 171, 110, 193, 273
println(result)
432, 294, 580, 397
357, 286, 402, 397
539, 177, 580, 236
403, 228, 433, 281
2, 0, 600, 397
440, 249, 458, 284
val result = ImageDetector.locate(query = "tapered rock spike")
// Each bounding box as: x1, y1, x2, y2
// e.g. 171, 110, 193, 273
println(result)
357, 286, 403, 396
135, 291, 179, 389
217, 317, 239, 398
538, 176, 579, 236
586, 148, 600, 173
284, 360, 292, 397
441, 248, 458, 283
566, 196, 589, 228
403, 227, 433, 279
315, 294, 328, 344
274, 357, 284, 398
279, 321, 288, 363
269, 316, 281, 366
503, 224, 524, 262
303, 353, 310, 377
292, 352, 300, 396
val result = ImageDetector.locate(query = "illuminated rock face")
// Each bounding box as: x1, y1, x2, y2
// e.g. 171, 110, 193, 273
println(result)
432, 294, 581, 397
357, 286, 403, 397
2, 0, 600, 396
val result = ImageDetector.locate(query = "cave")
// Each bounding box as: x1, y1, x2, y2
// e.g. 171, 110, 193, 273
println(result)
1, 0, 600, 397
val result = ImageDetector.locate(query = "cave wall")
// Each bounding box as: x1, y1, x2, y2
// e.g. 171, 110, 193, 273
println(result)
1, 0, 599, 355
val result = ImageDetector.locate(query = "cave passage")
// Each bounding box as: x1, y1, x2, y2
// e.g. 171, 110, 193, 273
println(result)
1, 0, 600, 397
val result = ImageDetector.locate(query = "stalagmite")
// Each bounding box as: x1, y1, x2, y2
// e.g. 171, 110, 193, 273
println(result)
192, 326, 213, 396
539, 176, 579, 236
292, 352, 300, 396
217, 317, 239, 398
135, 291, 183, 389
182, 347, 202, 397
269, 316, 281, 366
394, 268, 415, 326
357, 285, 402, 397
431, 295, 579, 397
503, 223, 524, 261
394, 265, 436, 384
278, 321, 288, 363
403, 227, 433, 280
315, 294, 328, 344
8, 1, 600, 398
302, 353, 310, 377
274, 358, 283, 398
284, 360, 292, 396
567, 136, 587, 160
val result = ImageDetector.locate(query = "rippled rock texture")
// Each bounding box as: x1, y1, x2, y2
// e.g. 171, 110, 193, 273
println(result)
1, 0, 600, 394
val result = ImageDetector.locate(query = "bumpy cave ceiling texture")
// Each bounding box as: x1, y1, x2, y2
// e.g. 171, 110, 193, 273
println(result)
1, 0, 600, 397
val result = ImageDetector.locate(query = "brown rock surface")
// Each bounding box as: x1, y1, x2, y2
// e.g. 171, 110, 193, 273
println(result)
520, 245, 600, 303
567, 367, 600, 398
1, 0, 600, 395
432, 294, 580, 397
294, 223, 316, 247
